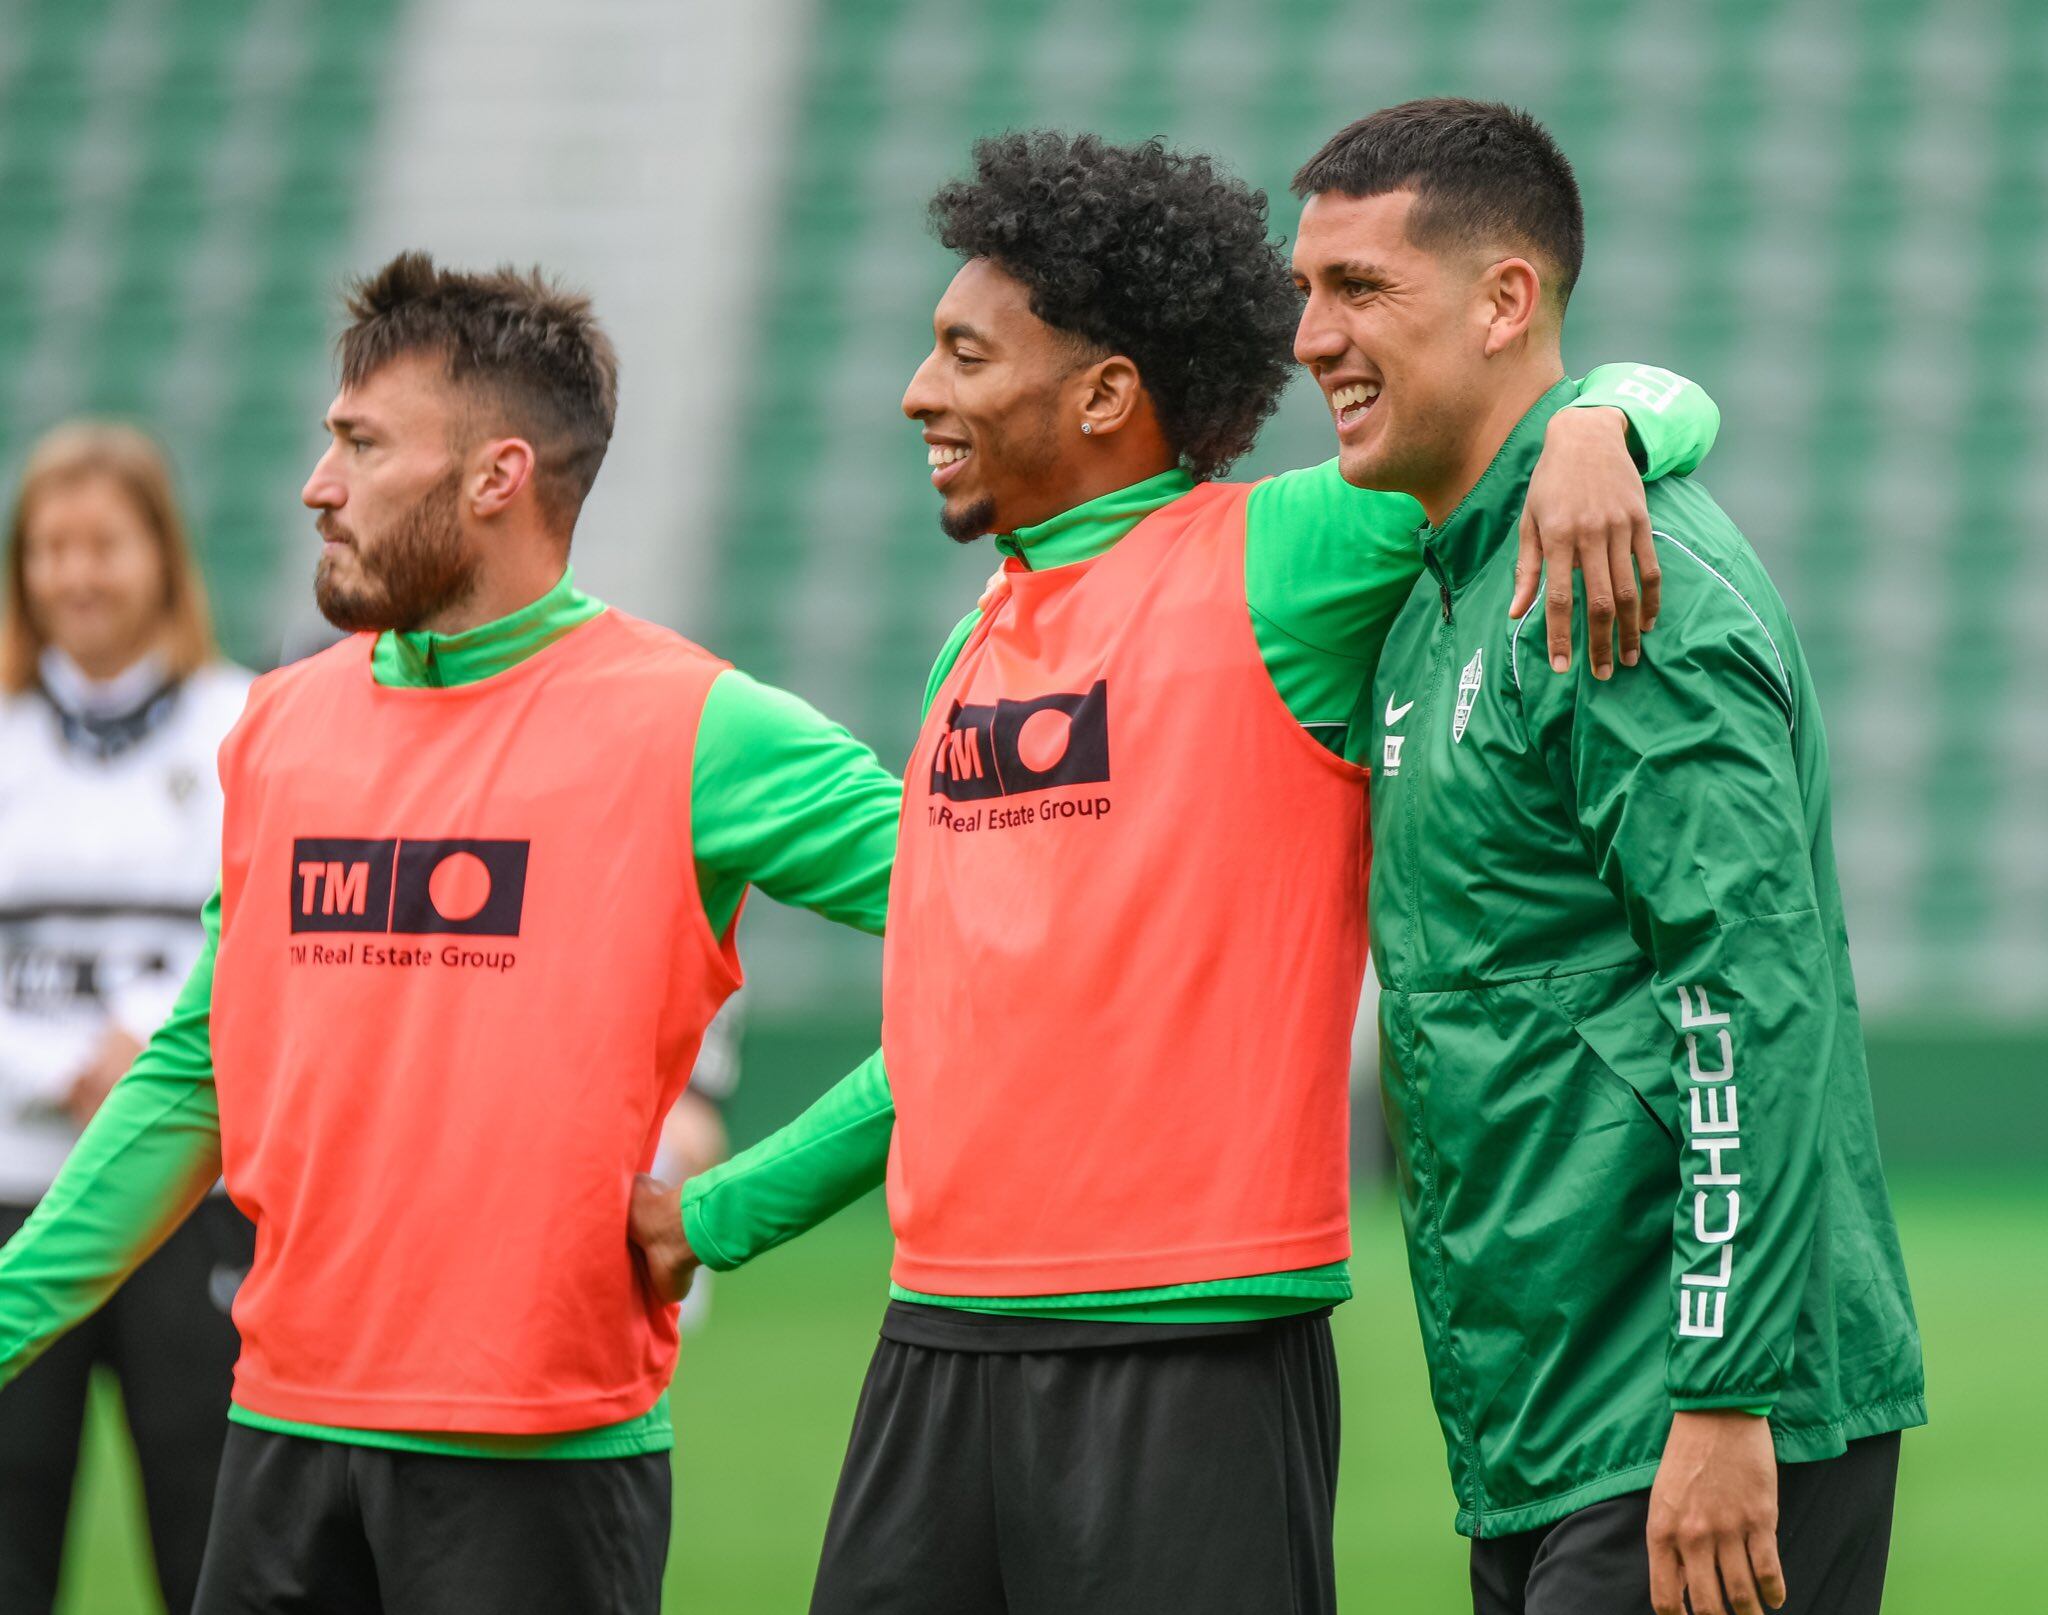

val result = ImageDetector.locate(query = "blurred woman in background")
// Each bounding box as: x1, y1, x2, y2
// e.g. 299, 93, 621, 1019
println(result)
0, 423, 253, 1615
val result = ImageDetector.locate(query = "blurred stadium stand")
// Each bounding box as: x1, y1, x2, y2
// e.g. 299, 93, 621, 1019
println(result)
0, 0, 402, 660
2, 0, 2041, 1163
341, 0, 806, 647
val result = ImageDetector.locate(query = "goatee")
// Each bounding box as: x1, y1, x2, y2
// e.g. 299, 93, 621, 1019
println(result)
940, 495, 997, 545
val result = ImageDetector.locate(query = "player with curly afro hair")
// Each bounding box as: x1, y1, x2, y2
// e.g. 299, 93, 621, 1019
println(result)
904, 130, 1298, 544
930, 130, 1296, 483
700, 127, 1723, 1615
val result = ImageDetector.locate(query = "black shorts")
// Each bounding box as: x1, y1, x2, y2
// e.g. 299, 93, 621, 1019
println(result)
0, 1195, 251, 1615
1469, 1431, 1902, 1615
192, 1423, 671, 1615
810, 1302, 1341, 1615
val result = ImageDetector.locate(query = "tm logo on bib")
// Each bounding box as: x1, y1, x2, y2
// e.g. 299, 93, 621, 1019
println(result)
1452, 650, 1483, 744
289, 838, 529, 936
930, 680, 1110, 802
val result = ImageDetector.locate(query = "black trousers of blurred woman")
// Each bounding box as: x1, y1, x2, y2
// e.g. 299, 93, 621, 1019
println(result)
0, 1198, 251, 1615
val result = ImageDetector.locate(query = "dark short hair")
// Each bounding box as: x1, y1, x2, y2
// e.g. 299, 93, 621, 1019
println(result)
929, 131, 1298, 481
338, 252, 619, 532
1292, 99, 1584, 308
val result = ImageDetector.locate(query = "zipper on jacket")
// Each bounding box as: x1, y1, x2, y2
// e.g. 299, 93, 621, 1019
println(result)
1400, 582, 1460, 970
1423, 544, 1453, 623
1395, 560, 1483, 1517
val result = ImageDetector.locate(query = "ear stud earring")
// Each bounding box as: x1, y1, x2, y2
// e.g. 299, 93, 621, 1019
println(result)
1081, 422, 1094, 435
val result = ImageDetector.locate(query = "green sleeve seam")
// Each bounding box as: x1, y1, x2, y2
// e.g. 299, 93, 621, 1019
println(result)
1512, 550, 1800, 736
45, 1081, 220, 1191
1632, 907, 1824, 966
1701, 906, 1821, 936
1245, 599, 1376, 672
1643, 526, 1798, 723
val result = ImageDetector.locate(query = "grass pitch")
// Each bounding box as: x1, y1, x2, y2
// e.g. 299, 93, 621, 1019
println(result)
58, 1177, 2035, 1612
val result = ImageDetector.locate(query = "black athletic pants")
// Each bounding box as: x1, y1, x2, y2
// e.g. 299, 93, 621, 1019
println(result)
1470, 1432, 1902, 1615
810, 1303, 1341, 1615
0, 1196, 251, 1615
191, 1423, 671, 1614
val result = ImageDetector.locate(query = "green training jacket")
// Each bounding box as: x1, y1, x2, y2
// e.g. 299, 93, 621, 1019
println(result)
1366, 380, 1925, 1538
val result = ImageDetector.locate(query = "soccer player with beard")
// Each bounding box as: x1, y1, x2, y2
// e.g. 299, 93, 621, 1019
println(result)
630, 131, 1722, 1614
0, 254, 905, 1613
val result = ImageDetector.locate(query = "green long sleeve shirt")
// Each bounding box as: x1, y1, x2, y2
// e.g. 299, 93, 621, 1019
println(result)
1364, 380, 1921, 1536
682, 366, 1722, 1324
0, 570, 905, 1459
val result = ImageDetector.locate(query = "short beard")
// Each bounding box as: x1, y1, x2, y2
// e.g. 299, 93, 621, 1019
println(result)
314, 470, 478, 633
939, 495, 997, 545
933, 399, 1063, 546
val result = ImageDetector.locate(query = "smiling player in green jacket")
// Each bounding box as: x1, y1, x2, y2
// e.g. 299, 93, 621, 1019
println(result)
1292, 99, 1922, 1615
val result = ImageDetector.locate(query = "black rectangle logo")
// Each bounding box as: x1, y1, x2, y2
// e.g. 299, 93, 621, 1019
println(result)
929, 680, 1110, 802
289, 838, 528, 936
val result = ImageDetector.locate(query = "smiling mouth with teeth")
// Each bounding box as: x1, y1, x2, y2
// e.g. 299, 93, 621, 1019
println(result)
926, 442, 972, 489
1330, 382, 1382, 429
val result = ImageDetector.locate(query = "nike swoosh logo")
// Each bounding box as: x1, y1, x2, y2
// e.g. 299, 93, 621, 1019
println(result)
1385, 697, 1415, 726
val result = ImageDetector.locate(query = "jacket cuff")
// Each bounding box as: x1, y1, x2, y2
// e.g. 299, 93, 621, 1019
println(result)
1671, 1394, 1775, 1416
680, 1187, 741, 1273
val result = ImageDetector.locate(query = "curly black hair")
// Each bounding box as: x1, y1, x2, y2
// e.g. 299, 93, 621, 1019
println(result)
928, 131, 1298, 481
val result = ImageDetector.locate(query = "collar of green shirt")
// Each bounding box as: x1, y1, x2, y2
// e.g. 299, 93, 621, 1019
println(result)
369, 567, 606, 689
1419, 377, 1576, 596
994, 467, 1195, 571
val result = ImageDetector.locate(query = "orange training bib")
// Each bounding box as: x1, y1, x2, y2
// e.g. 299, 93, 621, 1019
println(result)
213, 612, 740, 1432
883, 480, 1370, 1297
